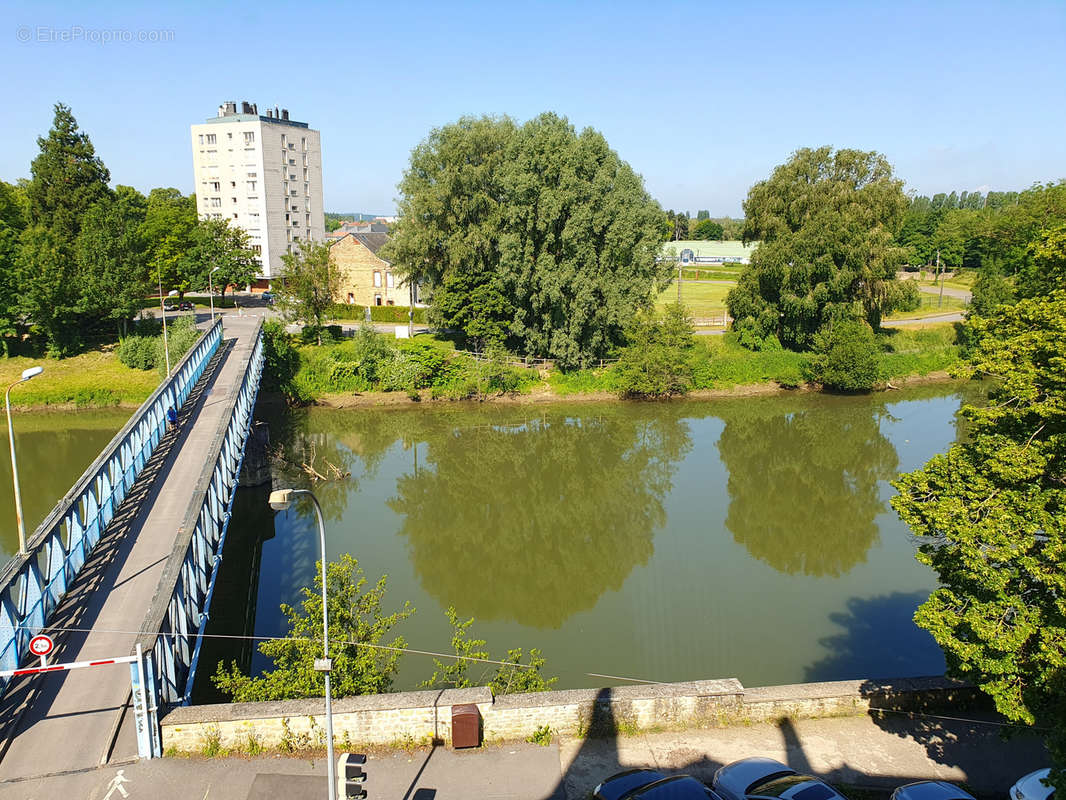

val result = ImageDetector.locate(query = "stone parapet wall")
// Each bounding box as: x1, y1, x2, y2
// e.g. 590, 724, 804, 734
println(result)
160, 675, 969, 754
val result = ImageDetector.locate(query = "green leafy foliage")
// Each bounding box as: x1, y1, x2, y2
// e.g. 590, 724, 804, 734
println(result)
276, 240, 339, 342
614, 302, 696, 398
891, 292, 1066, 786
76, 186, 150, 336
155, 316, 201, 376
970, 261, 1016, 317
261, 319, 302, 397
691, 219, 724, 240
189, 217, 260, 301
24, 102, 111, 246
727, 146, 910, 349
116, 335, 157, 370
421, 607, 557, 694
213, 554, 414, 701
385, 113, 669, 367
807, 319, 883, 392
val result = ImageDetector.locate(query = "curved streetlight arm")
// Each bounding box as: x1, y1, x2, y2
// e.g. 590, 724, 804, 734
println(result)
269, 487, 335, 799
6, 367, 43, 556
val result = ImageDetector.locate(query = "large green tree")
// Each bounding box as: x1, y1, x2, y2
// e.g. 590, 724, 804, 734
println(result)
188, 217, 261, 302
892, 292, 1066, 782
385, 113, 669, 368
75, 186, 150, 336
276, 240, 339, 343
0, 181, 27, 353
691, 219, 724, 240
24, 103, 111, 246
143, 187, 198, 294
726, 146, 910, 350
19, 104, 113, 354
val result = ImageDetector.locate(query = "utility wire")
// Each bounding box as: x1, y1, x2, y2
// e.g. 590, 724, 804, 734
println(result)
14, 624, 537, 671
14, 625, 1055, 732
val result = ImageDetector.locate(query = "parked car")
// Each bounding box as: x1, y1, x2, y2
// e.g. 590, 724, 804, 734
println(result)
713, 758, 847, 800
162, 301, 178, 312
891, 782, 976, 800
594, 769, 721, 800
262, 291, 275, 305
1011, 770, 1054, 800
178, 300, 194, 311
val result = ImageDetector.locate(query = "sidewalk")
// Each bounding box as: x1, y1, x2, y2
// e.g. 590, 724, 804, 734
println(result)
1, 709, 1046, 799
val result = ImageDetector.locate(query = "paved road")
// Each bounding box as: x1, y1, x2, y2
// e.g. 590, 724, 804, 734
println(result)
0, 710, 1046, 799
917, 283, 972, 302
0, 315, 261, 781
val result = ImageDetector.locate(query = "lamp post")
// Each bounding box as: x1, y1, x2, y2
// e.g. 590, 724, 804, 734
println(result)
209, 266, 221, 322
268, 488, 335, 800
160, 288, 179, 377
6, 366, 43, 556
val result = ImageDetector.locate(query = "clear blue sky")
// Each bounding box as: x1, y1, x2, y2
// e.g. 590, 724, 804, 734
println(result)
3, 0, 1064, 217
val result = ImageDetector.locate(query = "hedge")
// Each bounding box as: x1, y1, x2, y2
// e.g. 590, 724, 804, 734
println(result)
327, 303, 428, 324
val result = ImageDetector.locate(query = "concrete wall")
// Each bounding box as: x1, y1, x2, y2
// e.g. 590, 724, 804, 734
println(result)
161, 675, 973, 754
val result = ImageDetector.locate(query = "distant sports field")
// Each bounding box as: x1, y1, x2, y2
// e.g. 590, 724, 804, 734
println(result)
656, 280, 732, 322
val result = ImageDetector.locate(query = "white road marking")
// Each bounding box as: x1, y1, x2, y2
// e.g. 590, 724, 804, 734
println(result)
103, 769, 131, 799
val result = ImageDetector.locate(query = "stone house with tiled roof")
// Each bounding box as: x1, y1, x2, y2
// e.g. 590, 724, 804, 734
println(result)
330, 232, 415, 306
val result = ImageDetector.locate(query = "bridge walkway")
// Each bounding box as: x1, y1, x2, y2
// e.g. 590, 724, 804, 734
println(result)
0, 315, 261, 781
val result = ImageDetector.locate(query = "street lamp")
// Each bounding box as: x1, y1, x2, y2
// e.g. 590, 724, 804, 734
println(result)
161, 289, 179, 377
209, 266, 221, 322
6, 366, 43, 556
268, 488, 336, 800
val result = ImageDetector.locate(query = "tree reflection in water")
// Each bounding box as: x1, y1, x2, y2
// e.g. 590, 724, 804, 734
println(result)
387, 406, 693, 629
716, 395, 900, 577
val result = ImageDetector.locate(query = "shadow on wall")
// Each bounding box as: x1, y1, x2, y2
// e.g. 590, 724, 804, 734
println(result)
804, 592, 945, 683
546, 685, 1048, 799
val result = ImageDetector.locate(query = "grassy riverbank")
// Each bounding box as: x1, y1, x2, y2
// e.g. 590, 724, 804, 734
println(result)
0, 349, 159, 409
277, 321, 964, 407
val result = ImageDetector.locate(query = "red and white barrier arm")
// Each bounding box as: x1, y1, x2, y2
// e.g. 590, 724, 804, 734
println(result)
0, 654, 137, 679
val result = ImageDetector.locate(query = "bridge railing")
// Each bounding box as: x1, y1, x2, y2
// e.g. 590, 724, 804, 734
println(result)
134, 321, 263, 754
0, 318, 224, 692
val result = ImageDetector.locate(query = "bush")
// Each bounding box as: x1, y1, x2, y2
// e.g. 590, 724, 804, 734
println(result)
613, 303, 695, 398
156, 317, 202, 376
262, 320, 301, 394
970, 263, 1015, 317
327, 303, 428, 324
807, 319, 882, 392
117, 336, 157, 371
890, 279, 922, 314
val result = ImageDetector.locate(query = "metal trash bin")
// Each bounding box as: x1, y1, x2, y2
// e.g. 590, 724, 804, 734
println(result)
451, 703, 481, 749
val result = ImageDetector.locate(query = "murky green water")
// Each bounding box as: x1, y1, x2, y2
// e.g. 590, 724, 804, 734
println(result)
201, 383, 984, 698
0, 409, 132, 564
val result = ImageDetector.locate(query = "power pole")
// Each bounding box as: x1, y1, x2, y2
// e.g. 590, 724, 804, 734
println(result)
677, 265, 682, 304
935, 249, 943, 308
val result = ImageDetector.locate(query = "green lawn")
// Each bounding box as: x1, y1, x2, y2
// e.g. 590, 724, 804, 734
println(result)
657, 280, 734, 322
0, 349, 160, 408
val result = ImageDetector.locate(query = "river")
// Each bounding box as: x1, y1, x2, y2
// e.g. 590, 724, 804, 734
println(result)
195, 382, 984, 701
0, 409, 132, 564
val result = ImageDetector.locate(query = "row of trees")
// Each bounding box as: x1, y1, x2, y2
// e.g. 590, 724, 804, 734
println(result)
897, 183, 1066, 274
664, 209, 743, 241
0, 103, 259, 356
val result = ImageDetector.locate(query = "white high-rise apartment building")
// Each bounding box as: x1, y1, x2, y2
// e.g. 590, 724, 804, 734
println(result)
190, 101, 325, 283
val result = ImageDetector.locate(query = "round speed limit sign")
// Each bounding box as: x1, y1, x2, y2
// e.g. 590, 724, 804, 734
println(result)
29, 634, 54, 658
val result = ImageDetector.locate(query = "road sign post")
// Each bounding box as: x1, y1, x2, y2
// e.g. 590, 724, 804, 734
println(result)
28, 634, 53, 666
